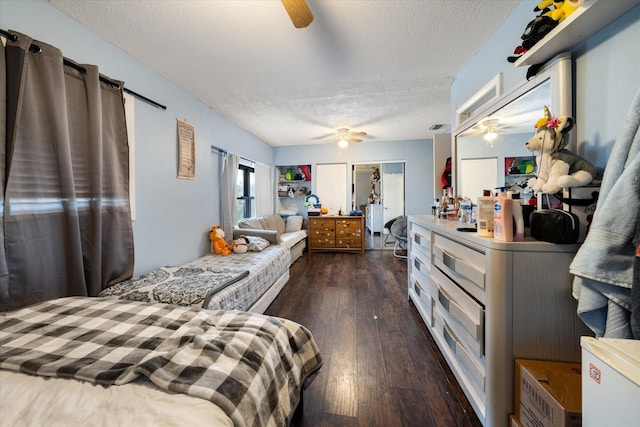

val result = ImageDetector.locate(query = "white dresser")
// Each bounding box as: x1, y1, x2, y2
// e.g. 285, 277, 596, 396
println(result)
407, 215, 592, 427
366, 203, 384, 234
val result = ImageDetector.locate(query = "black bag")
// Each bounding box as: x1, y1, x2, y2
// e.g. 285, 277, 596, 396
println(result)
529, 209, 580, 244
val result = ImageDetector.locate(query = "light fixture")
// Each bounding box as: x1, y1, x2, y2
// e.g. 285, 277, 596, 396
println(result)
484, 129, 497, 142
338, 134, 349, 148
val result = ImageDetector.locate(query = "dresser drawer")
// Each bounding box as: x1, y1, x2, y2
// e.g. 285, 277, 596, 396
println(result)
411, 273, 434, 327
310, 229, 334, 239
431, 267, 484, 357
309, 218, 336, 230
410, 223, 431, 255
311, 237, 335, 247
336, 226, 361, 238
336, 238, 361, 248
432, 234, 486, 295
434, 305, 486, 395
410, 245, 431, 276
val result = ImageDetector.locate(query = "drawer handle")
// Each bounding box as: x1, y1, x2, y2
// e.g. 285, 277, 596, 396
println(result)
442, 250, 457, 271
443, 323, 457, 353
414, 257, 423, 272
414, 234, 421, 245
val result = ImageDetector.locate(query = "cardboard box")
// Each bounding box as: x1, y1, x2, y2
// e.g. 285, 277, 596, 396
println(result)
510, 414, 523, 427
515, 359, 582, 427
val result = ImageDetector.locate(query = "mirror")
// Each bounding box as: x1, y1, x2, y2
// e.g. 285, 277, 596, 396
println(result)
352, 161, 405, 250
452, 53, 573, 202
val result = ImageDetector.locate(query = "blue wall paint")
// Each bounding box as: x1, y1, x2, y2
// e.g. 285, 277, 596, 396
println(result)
1, 0, 274, 275
453, 1, 640, 170
3, 0, 638, 277
274, 139, 434, 215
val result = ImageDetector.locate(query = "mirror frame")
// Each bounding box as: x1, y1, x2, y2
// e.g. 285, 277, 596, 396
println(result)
451, 52, 573, 199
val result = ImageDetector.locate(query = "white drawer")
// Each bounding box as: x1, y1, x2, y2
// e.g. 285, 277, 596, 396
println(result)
410, 273, 434, 327
434, 305, 486, 395
410, 245, 430, 276
410, 223, 431, 256
431, 267, 484, 358
432, 233, 486, 295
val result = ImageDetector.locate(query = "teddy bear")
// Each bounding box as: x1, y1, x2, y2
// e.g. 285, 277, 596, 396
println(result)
232, 236, 249, 254
525, 106, 597, 194
209, 225, 234, 256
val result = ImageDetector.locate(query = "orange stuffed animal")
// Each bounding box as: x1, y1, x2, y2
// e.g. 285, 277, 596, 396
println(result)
209, 225, 234, 256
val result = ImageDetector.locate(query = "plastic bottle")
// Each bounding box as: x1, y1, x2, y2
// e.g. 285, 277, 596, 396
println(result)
512, 194, 525, 241
493, 191, 514, 242
476, 190, 494, 237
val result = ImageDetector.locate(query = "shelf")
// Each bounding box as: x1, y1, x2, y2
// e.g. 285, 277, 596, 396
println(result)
515, 0, 639, 67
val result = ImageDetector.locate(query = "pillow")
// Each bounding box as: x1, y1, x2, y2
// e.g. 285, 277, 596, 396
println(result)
285, 215, 304, 233
238, 218, 263, 230
265, 214, 286, 235
245, 236, 270, 252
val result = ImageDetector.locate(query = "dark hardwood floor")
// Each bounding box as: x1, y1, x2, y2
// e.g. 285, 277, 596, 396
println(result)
265, 250, 483, 427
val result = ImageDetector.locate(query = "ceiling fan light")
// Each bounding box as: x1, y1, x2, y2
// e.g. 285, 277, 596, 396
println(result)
484, 131, 497, 142
338, 138, 349, 148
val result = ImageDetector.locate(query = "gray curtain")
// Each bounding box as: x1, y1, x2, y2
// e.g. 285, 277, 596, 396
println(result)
1, 32, 134, 311
220, 152, 239, 238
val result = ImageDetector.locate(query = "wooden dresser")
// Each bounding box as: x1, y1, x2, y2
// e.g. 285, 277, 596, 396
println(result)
308, 215, 364, 254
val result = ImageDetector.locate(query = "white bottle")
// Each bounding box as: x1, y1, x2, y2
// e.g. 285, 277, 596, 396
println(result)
512, 196, 525, 241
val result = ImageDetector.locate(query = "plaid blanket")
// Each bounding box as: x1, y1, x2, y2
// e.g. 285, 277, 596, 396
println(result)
0, 297, 323, 427
97, 266, 250, 308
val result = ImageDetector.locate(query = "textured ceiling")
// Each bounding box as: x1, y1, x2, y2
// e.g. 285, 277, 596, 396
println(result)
48, 0, 520, 146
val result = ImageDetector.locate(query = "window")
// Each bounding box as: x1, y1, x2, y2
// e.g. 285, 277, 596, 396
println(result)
236, 164, 255, 220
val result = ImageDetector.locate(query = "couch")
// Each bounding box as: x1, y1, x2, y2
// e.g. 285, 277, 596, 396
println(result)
233, 214, 307, 265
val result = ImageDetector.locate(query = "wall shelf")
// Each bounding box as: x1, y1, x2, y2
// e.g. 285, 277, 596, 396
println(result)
515, 0, 639, 67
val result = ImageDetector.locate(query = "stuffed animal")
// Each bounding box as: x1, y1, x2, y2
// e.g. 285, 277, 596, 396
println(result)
209, 225, 234, 256
525, 106, 597, 194
549, 0, 582, 23
232, 236, 249, 254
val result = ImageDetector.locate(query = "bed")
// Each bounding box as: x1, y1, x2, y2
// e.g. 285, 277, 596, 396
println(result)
98, 243, 291, 313
0, 296, 323, 426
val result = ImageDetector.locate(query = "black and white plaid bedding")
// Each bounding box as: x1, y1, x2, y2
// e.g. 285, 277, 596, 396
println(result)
0, 297, 323, 427
97, 265, 250, 308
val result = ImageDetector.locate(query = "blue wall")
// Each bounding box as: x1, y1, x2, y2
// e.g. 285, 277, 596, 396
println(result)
274, 139, 434, 216
1, 0, 274, 275
452, 1, 640, 170
3, 0, 638, 277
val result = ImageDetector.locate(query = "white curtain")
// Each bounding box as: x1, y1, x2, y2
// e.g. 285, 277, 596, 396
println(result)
255, 163, 274, 217
220, 153, 239, 238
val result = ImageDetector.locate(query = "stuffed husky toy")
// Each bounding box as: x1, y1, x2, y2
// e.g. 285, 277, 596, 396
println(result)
525, 106, 597, 194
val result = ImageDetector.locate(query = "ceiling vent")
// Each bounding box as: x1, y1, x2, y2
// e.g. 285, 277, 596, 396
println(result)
429, 124, 445, 131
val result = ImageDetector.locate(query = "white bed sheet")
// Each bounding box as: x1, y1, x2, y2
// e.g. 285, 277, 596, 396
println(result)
0, 371, 232, 427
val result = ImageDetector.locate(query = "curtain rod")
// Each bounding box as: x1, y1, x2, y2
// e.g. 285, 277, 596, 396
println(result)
1, 28, 167, 111
211, 145, 255, 165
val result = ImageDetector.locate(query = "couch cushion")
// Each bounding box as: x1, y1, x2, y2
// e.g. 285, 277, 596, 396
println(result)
285, 215, 304, 232
238, 218, 264, 230
265, 214, 286, 235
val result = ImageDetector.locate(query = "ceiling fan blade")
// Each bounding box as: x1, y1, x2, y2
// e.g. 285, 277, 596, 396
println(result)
281, 0, 314, 28
350, 131, 367, 137
348, 137, 363, 143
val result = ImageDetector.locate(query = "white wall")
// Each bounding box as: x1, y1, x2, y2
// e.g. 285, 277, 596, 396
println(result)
274, 139, 434, 216
452, 1, 640, 170
1, 0, 275, 276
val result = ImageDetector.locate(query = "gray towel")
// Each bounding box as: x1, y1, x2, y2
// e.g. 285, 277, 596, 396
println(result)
570, 86, 640, 338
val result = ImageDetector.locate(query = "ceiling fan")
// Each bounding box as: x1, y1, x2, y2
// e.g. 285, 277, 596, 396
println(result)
337, 128, 367, 147
281, 0, 314, 28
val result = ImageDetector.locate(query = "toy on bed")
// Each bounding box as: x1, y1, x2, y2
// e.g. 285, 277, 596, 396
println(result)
210, 225, 234, 256
232, 235, 249, 254
525, 106, 597, 194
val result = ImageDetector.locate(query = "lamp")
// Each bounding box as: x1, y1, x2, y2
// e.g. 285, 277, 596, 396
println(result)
338, 135, 349, 148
